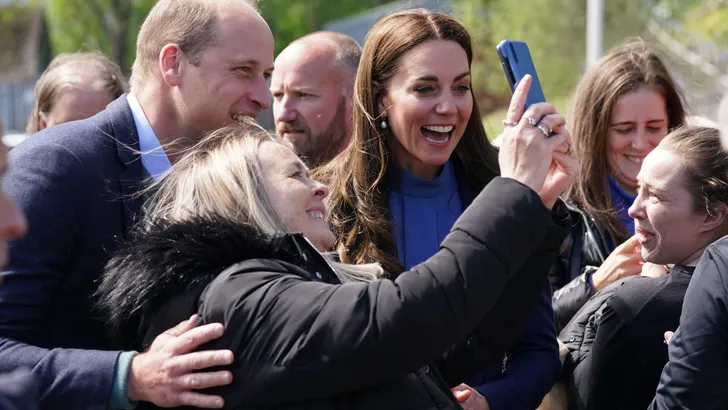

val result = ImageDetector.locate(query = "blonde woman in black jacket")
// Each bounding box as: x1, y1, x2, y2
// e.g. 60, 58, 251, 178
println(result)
98, 79, 575, 409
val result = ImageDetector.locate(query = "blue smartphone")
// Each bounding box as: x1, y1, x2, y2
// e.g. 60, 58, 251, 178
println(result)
496, 40, 546, 109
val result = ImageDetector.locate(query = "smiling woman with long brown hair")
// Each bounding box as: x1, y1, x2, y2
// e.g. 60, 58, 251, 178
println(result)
315, 8, 576, 410
550, 40, 687, 331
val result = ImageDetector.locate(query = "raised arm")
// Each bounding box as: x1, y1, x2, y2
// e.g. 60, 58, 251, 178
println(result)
201, 178, 561, 404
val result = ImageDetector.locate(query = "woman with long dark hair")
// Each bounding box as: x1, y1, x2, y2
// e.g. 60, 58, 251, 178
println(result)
315, 9, 573, 410
551, 40, 687, 330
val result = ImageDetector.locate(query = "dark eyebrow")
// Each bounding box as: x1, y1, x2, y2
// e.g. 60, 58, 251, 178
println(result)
415, 71, 471, 82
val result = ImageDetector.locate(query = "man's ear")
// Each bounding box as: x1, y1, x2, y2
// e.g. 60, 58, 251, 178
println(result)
159, 44, 183, 87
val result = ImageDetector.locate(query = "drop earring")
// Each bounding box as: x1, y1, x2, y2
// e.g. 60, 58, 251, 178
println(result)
380, 117, 388, 129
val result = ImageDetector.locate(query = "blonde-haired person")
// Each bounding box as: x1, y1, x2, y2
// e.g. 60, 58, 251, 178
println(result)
0, 0, 274, 408
98, 104, 575, 409
550, 39, 687, 331
26, 52, 127, 134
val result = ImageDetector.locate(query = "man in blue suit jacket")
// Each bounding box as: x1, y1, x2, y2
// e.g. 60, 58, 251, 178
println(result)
0, 0, 274, 408
0, 128, 35, 410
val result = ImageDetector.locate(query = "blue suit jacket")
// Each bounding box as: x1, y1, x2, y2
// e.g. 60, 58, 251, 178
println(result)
0, 370, 38, 410
0, 95, 145, 409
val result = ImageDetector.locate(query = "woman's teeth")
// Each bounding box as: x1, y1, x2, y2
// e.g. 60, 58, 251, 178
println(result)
423, 125, 453, 133
308, 211, 324, 220
625, 155, 644, 164
422, 125, 452, 143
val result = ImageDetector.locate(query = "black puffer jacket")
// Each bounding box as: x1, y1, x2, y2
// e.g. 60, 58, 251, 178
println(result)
558, 277, 636, 373
559, 266, 693, 410
550, 203, 616, 331
99, 178, 569, 410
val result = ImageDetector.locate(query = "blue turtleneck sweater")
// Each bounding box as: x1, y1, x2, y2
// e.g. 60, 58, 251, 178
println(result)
609, 176, 637, 235
387, 161, 560, 410
387, 161, 462, 269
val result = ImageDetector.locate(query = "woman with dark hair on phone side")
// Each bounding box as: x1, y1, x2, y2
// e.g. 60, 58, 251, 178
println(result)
26, 52, 127, 134
558, 126, 728, 410
314, 9, 572, 410
97, 109, 574, 409
550, 39, 687, 331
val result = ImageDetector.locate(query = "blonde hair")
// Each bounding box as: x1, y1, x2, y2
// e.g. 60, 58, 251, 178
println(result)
146, 125, 382, 282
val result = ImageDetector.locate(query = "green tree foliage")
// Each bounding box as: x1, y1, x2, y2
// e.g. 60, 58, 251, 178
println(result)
44, 0, 394, 74
45, 0, 156, 74
258, 0, 393, 55
454, 0, 647, 113
655, 0, 705, 18
684, 1, 728, 46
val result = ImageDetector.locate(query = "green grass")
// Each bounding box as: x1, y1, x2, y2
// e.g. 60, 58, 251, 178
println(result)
482, 95, 571, 140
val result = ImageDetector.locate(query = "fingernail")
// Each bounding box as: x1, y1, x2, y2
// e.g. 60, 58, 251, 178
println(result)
222, 351, 234, 362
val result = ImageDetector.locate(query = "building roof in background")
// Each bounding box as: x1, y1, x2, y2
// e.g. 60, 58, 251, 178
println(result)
0, 4, 44, 83
323, 0, 452, 46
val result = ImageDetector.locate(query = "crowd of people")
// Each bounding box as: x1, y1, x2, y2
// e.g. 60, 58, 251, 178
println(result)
0, 0, 727, 409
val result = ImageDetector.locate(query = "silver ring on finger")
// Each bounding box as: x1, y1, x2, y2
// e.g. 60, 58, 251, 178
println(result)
501, 119, 518, 127
525, 116, 539, 127
537, 123, 553, 138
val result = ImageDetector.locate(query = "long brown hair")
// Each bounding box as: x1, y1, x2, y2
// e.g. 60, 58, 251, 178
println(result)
565, 39, 686, 244
314, 9, 499, 275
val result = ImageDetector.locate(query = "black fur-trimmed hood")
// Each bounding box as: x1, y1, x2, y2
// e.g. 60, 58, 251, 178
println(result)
96, 216, 322, 349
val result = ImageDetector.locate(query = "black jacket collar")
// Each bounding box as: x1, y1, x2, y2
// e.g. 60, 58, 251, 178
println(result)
98, 215, 338, 348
